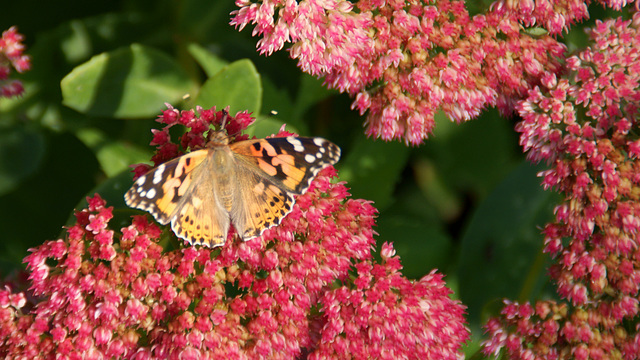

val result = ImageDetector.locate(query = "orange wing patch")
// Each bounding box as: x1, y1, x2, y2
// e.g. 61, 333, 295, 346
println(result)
124, 150, 209, 224
230, 167, 295, 240
171, 181, 230, 247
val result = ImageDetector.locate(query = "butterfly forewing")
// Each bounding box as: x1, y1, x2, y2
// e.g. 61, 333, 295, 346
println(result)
230, 136, 341, 194
229, 165, 296, 240
124, 150, 209, 224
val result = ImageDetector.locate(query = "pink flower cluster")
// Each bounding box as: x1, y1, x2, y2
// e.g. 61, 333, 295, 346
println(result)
231, 0, 566, 145
484, 14, 640, 359
132, 104, 255, 178
491, 0, 589, 35
0, 108, 469, 359
0, 26, 30, 98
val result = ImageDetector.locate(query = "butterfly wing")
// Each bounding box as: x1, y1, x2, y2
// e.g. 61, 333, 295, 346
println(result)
229, 166, 296, 240
125, 150, 209, 224
169, 168, 231, 247
230, 136, 341, 194
125, 149, 231, 247
126, 135, 341, 245
228, 136, 341, 240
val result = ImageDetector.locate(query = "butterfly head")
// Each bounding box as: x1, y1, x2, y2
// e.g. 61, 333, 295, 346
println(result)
205, 110, 250, 147
206, 128, 230, 147
204, 110, 233, 146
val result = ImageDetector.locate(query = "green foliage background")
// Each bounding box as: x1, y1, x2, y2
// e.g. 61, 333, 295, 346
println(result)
2, 0, 594, 353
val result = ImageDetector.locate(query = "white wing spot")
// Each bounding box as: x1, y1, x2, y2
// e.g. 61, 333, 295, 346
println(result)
153, 164, 166, 184
140, 191, 147, 198
145, 188, 156, 199
313, 138, 324, 146
191, 196, 203, 207
136, 176, 146, 185
286, 137, 304, 152
305, 154, 316, 163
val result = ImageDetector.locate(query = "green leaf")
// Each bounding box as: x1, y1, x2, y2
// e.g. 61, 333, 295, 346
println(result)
196, 59, 262, 116
175, 0, 236, 42
61, 43, 194, 118
525, 27, 549, 36
376, 180, 454, 279
378, 214, 453, 279
260, 76, 298, 130
0, 14, 154, 132
456, 160, 560, 331
75, 128, 152, 177
187, 43, 229, 77
292, 74, 334, 122
244, 116, 297, 139
413, 157, 464, 222
0, 127, 45, 196
339, 134, 411, 210
422, 109, 520, 198
0, 132, 101, 268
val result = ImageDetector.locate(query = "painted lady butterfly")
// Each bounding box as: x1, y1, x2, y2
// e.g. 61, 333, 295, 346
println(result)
124, 124, 341, 248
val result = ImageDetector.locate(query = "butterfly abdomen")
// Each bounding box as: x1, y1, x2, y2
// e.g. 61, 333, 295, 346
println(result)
210, 147, 236, 213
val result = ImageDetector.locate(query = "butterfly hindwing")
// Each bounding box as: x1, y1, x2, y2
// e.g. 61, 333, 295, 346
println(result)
170, 170, 230, 247
229, 165, 295, 240
229, 136, 341, 194
124, 150, 209, 224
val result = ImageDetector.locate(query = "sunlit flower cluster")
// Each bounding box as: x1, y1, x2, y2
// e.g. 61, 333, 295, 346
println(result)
484, 14, 640, 359
490, 0, 589, 35
0, 26, 30, 98
231, 0, 565, 145
0, 108, 469, 359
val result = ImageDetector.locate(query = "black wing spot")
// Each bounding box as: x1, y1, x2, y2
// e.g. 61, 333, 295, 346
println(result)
274, 164, 287, 179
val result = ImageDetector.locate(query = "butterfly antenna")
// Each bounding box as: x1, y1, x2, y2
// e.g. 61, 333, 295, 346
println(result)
219, 109, 230, 130
221, 109, 245, 139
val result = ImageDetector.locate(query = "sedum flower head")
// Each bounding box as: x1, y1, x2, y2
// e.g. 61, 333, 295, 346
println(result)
0, 107, 469, 359
484, 14, 640, 360
0, 26, 30, 98
231, 0, 565, 145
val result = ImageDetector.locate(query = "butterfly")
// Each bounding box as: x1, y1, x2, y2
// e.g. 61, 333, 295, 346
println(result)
124, 125, 341, 248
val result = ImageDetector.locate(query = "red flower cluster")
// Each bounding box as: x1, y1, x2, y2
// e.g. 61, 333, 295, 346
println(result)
0, 27, 30, 98
0, 108, 469, 359
231, 0, 565, 145
484, 14, 640, 359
